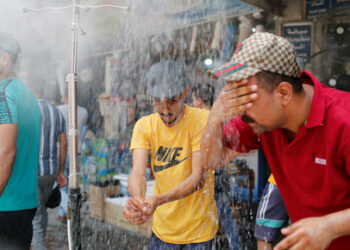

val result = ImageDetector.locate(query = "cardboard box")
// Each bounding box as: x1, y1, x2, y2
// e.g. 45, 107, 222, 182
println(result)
104, 197, 139, 233
89, 183, 120, 220
104, 197, 153, 237
89, 178, 154, 236
138, 219, 153, 237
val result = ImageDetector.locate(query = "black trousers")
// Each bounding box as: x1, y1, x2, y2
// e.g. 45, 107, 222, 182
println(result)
0, 208, 37, 250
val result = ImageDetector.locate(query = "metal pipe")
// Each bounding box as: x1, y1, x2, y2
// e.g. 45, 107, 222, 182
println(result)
68, 1, 79, 190
67, 0, 82, 249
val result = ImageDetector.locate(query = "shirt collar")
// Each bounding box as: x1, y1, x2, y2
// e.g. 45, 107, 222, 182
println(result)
301, 70, 325, 128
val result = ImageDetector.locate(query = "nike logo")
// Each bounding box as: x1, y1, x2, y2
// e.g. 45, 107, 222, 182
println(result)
153, 156, 189, 173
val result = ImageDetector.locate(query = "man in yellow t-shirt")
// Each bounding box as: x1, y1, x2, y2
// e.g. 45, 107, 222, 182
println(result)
123, 60, 218, 249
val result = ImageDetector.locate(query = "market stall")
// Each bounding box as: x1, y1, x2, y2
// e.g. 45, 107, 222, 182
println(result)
4, 0, 349, 248
78, 1, 273, 249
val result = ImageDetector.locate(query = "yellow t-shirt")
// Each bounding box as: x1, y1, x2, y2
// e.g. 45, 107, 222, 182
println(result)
130, 105, 218, 244
268, 174, 277, 185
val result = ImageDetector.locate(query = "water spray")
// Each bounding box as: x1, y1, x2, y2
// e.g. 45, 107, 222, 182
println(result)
22, 1, 130, 249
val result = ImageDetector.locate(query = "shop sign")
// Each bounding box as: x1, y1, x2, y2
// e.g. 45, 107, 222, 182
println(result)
283, 23, 312, 59
330, 0, 350, 7
305, 0, 330, 19
306, 0, 350, 18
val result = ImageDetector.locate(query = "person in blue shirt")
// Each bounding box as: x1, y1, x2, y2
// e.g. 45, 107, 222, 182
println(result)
28, 77, 67, 250
0, 32, 41, 249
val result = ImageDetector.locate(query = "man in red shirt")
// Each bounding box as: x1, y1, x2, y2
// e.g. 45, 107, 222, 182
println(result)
201, 32, 350, 250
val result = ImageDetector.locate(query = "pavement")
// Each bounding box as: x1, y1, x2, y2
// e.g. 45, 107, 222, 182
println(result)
45, 206, 68, 250
45, 203, 150, 250
44, 202, 244, 250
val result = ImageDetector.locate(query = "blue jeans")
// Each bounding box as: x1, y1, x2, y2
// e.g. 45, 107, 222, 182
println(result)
59, 158, 69, 217
149, 233, 213, 250
214, 174, 241, 250
32, 175, 56, 249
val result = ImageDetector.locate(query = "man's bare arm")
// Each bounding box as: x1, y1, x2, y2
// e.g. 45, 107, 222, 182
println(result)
201, 80, 257, 169
124, 148, 149, 225
58, 133, 67, 174
0, 124, 17, 196
201, 114, 240, 169
153, 150, 206, 207
57, 132, 67, 188
128, 148, 148, 200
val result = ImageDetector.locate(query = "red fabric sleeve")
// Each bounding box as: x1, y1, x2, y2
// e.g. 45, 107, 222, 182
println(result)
222, 117, 261, 153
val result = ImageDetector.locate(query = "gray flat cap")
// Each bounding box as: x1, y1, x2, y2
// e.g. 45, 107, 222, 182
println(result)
146, 60, 186, 98
0, 32, 21, 56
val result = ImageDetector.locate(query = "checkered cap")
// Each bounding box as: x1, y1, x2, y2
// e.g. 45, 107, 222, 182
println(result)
147, 60, 186, 98
209, 32, 301, 82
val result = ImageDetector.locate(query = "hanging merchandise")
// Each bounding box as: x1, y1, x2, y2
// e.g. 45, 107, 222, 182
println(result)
221, 21, 239, 62
107, 139, 119, 176
189, 25, 198, 53
80, 139, 95, 186
237, 15, 252, 45
211, 20, 224, 50
117, 146, 133, 175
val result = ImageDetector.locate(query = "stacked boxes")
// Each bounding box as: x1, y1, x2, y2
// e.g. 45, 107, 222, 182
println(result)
89, 180, 121, 221
89, 179, 155, 237
104, 197, 153, 237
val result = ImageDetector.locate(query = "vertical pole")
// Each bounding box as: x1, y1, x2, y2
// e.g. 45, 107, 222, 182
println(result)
67, 0, 82, 249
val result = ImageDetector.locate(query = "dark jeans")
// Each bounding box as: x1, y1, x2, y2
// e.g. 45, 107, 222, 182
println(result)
149, 233, 213, 250
0, 208, 37, 250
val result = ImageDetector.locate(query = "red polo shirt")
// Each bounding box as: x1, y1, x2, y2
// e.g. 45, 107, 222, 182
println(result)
223, 71, 350, 249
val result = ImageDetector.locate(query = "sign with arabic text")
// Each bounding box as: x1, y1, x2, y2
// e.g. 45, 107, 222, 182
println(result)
305, 0, 329, 19
283, 23, 312, 59
331, 0, 350, 8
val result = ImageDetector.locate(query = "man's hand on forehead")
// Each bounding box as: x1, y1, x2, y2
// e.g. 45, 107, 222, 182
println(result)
209, 77, 258, 123
225, 78, 256, 89
222, 78, 258, 101
227, 78, 249, 87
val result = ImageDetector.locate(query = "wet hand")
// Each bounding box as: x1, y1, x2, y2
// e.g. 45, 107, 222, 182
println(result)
210, 79, 258, 123
274, 217, 333, 250
123, 197, 149, 225
140, 195, 158, 219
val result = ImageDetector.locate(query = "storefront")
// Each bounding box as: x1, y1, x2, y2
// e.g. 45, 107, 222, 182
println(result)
80, 1, 271, 249
71, 0, 350, 249
4, 0, 349, 248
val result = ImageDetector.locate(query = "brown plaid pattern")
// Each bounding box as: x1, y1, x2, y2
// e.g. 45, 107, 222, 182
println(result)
209, 32, 301, 82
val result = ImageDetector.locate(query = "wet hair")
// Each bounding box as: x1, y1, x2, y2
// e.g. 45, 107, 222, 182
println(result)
191, 83, 215, 106
0, 32, 21, 64
0, 47, 18, 64
7, 51, 18, 64
256, 71, 303, 94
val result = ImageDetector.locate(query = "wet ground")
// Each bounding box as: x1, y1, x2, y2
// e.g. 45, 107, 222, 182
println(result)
45, 206, 69, 249
45, 203, 238, 249
45, 206, 232, 250
45, 204, 149, 250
